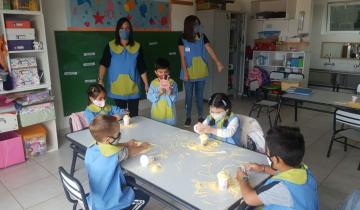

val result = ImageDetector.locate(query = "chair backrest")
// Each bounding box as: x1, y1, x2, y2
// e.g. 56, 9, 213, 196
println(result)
58, 167, 89, 210
269, 71, 285, 80
357, 84, 360, 94
238, 114, 266, 153
287, 73, 304, 81
335, 109, 360, 128
69, 111, 89, 133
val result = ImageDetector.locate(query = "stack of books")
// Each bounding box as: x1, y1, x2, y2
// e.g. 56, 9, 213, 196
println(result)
286, 87, 313, 96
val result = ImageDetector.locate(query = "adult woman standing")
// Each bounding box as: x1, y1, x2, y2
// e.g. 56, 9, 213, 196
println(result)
98, 17, 148, 117
178, 15, 224, 127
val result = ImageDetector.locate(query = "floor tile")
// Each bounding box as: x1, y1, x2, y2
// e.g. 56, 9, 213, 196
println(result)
0, 160, 51, 190
0, 191, 23, 210
11, 176, 63, 209
25, 193, 72, 210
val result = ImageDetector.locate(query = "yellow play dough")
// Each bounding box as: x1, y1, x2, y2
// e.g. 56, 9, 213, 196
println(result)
186, 140, 220, 153
150, 163, 161, 173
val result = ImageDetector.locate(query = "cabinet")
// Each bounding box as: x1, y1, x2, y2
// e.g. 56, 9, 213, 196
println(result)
196, 10, 230, 99
0, 0, 58, 152
251, 0, 297, 20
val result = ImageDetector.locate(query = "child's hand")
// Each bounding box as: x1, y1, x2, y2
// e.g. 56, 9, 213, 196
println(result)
127, 140, 151, 156
246, 163, 265, 173
203, 125, 215, 135
195, 122, 205, 133
158, 88, 165, 96
236, 167, 248, 182
216, 61, 224, 72
183, 70, 189, 81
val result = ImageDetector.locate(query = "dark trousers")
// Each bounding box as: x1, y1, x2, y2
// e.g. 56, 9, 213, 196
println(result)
115, 99, 139, 117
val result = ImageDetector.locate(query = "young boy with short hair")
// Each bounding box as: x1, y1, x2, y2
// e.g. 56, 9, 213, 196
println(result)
237, 126, 319, 210
147, 57, 178, 125
85, 114, 150, 210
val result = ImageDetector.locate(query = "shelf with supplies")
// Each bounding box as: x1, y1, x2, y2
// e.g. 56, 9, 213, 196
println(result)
252, 50, 305, 74
0, 0, 58, 163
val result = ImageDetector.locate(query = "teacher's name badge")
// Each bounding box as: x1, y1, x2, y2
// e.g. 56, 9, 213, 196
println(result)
185, 47, 190, 52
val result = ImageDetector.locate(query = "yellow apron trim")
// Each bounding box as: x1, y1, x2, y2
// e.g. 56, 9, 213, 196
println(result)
111, 74, 139, 96
109, 40, 140, 54
151, 98, 174, 120
97, 142, 123, 157
273, 164, 308, 185
188, 56, 208, 80
87, 104, 112, 113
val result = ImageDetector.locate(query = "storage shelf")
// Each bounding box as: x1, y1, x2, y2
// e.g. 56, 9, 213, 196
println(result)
0, 10, 42, 15
9, 50, 45, 54
0, 84, 49, 94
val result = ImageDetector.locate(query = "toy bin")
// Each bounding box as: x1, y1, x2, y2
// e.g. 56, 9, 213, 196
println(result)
0, 131, 25, 168
17, 124, 46, 158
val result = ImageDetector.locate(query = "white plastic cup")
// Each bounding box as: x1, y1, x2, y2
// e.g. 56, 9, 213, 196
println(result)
140, 155, 155, 167
199, 134, 209, 146
123, 115, 130, 126
352, 96, 358, 103
217, 171, 230, 191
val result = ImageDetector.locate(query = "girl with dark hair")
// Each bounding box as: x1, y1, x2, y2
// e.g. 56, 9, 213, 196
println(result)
84, 84, 127, 124
98, 17, 148, 117
178, 15, 224, 127
194, 93, 241, 146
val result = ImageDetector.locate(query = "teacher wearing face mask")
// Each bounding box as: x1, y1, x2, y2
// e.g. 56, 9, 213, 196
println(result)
98, 17, 148, 117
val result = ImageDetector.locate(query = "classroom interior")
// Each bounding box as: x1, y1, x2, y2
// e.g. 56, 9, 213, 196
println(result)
0, 0, 360, 210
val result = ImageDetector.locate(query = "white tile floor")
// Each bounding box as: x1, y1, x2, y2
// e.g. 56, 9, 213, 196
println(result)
0, 96, 359, 210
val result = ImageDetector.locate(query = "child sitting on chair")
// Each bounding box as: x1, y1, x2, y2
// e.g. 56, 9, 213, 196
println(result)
194, 93, 241, 146
85, 114, 150, 210
147, 57, 178, 125
236, 126, 319, 210
84, 84, 127, 124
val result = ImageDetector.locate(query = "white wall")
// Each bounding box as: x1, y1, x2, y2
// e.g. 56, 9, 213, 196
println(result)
310, 0, 360, 71
43, 0, 194, 131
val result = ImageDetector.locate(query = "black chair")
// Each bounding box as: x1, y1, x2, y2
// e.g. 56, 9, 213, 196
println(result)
58, 167, 89, 210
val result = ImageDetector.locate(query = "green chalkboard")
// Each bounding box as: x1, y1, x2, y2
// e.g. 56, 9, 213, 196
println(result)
55, 31, 182, 116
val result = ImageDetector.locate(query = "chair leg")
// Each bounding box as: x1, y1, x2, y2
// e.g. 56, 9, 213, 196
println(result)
327, 135, 336, 157
70, 149, 78, 176
256, 106, 263, 118
267, 107, 272, 129
249, 105, 256, 117
344, 138, 348, 152
358, 162, 360, 171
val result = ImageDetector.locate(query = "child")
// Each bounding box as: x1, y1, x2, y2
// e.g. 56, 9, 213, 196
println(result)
147, 57, 178, 125
84, 84, 127, 124
194, 93, 241, 146
85, 115, 150, 210
236, 126, 319, 210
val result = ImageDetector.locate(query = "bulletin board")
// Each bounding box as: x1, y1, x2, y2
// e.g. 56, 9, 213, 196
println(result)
68, 0, 171, 31
55, 31, 182, 116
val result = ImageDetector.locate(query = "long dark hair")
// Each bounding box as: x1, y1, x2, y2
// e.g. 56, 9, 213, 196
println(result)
208, 93, 232, 127
183, 15, 200, 42
87, 84, 106, 105
115, 17, 135, 46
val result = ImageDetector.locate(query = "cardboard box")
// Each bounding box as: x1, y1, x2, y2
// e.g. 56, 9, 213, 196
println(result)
5, 20, 31, 28
10, 57, 37, 69
0, 131, 25, 168
7, 40, 33, 51
6, 28, 35, 40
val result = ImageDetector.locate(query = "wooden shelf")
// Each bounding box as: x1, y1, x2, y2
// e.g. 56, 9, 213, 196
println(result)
9, 50, 45, 54
0, 84, 49, 94
0, 10, 42, 15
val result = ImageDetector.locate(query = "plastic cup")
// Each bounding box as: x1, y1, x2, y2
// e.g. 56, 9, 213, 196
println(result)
140, 155, 155, 167
199, 134, 209, 146
217, 171, 230, 191
123, 115, 130, 126
352, 96, 358, 103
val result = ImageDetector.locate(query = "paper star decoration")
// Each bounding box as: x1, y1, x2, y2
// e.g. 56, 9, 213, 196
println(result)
93, 11, 105, 24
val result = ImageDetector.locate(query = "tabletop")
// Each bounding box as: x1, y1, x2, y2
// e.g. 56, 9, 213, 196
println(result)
67, 116, 270, 210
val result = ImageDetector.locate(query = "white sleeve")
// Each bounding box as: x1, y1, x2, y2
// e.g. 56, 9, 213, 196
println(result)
216, 117, 239, 138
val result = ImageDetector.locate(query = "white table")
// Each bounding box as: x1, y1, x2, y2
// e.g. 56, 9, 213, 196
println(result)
67, 116, 269, 210
275, 89, 358, 124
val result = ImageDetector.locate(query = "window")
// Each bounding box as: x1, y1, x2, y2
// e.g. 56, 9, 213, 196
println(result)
327, 1, 360, 32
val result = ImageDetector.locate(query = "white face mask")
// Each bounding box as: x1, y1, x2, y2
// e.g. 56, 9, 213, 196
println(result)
210, 111, 226, 121
93, 99, 105, 108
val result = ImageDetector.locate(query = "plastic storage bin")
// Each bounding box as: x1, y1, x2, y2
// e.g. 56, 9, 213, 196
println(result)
19, 102, 55, 127
5, 20, 31, 28
0, 131, 25, 168
7, 40, 33, 51
18, 124, 46, 158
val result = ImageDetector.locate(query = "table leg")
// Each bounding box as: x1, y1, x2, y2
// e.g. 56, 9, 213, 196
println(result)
70, 148, 78, 176
295, 101, 298, 122
274, 98, 282, 126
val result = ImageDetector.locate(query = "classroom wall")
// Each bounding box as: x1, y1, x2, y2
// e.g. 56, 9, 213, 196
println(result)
310, 0, 360, 71
42, 0, 194, 131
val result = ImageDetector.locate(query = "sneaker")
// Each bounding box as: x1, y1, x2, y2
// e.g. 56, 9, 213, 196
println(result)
184, 118, 191, 127
198, 117, 204, 123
